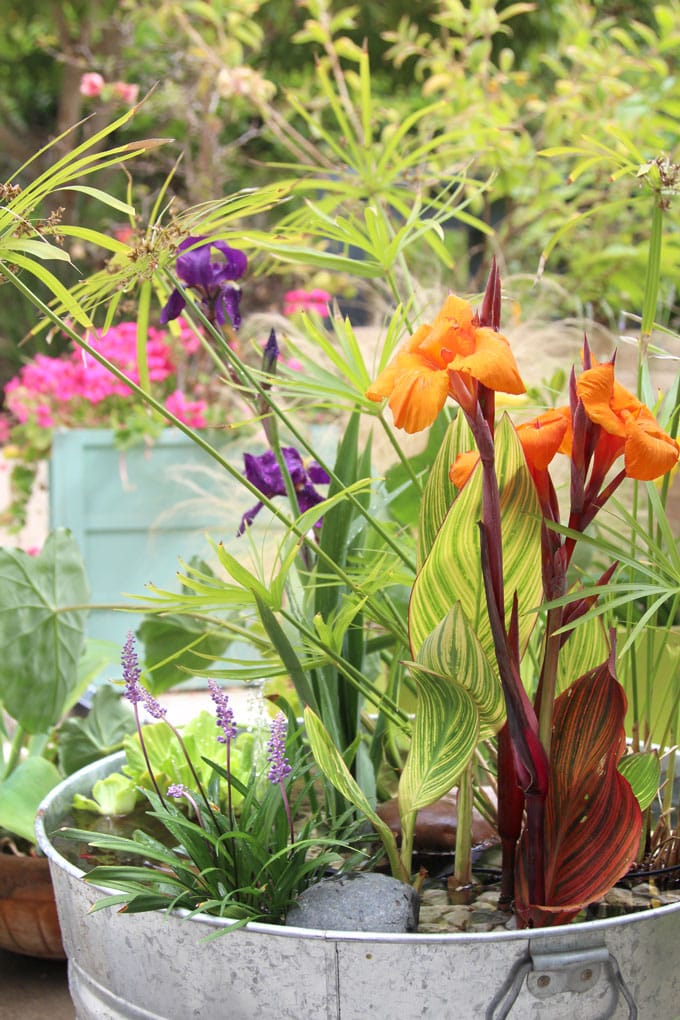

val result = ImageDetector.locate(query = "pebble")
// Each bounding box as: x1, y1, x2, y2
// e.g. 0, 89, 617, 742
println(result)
604, 887, 635, 908
418, 879, 679, 934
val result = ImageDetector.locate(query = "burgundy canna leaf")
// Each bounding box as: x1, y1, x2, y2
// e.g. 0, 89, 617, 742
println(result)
515, 652, 642, 927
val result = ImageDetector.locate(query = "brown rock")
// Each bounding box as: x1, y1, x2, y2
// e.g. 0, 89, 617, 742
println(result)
376, 791, 497, 852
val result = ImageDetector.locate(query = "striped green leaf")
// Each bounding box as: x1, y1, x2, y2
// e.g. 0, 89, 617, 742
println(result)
556, 611, 611, 695
617, 751, 661, 813
303, 707, 404, 878
410, 414, 543, 664
417, 414, 472, 567
399, 603, 503, 822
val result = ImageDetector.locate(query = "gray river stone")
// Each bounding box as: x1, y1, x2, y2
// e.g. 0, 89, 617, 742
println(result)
286, 872, 420, 933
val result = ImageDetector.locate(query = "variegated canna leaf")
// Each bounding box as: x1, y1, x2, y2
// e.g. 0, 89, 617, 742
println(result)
399, 603, 504, 825
410, 414, 543, 664
556, 610, 611, 695
417, 414, 473, 567
617, 751, 660, 813
515, 657, 642, 927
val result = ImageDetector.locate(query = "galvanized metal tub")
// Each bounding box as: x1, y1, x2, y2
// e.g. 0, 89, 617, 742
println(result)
36, 753, 680, 1020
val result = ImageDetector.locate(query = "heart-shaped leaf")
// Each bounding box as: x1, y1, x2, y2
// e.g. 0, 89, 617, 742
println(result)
0, 756, 62, 842
57, 684, 136, 776
0, 530, 89, 733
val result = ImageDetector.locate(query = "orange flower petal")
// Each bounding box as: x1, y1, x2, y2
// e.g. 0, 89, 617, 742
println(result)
577, 362, 679, 479
576, 364, 627, 437
366, 351, 449, 433
516, 407, 571, 471
366, 293, 526, 432
449, 450, 480, 488
623, 413, 680, 480
448, 328, 525, 395
388, 367, 450, 433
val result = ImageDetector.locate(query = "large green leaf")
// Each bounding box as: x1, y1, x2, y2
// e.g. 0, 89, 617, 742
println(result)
398, 602, 506, 862
0, 530, 90, 732
0, 756, 62, 842
399, 602, 503, 824
515, 658, 642, 926
57, 685, 136, 776
138, 614, 231, 695
409, 415, 543, 663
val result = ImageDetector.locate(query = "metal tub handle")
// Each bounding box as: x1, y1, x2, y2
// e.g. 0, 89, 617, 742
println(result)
487, 944, 638, 1019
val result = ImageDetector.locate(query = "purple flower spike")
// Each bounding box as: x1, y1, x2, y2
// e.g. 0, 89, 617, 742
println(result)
121, 632, 166, 719
160, 235, 248, 328
208, 678, 237, 744
140, 688, 167, 720
267, 712, 292, 785
167, 784, 188, 799
237, 447, 330, 535
122, 631, 143, 703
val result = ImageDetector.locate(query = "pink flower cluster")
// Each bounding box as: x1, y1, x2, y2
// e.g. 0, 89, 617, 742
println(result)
79, 72, 139, 106
4, 321, 207, 431
283, 288, 331, 318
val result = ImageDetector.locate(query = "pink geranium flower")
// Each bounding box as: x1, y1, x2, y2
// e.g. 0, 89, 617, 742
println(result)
2, 321, 209, 433
111, 81, 140, 105
165, 390, 208, 428
79, 72, 105, 98
283, 288, 331, 317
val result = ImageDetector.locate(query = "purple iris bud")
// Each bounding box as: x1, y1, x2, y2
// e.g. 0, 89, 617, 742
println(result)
262, 329, 279, 376
267, 712, 292, 785
237, 446, 330, 535
160, 235, 248, 328
121, 632, 166, 719
208, 678, 237, 744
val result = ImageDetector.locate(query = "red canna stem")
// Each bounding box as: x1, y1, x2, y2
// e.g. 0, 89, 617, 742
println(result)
478, 524, 550, 914
496, 722, 525, 909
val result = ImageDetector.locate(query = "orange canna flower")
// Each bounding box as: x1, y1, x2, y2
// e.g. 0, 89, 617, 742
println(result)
576, 363, 679, 481
449, 407, 571, 488
366, 342, 450, 434
515, 407, 572, 471
366, 295, 525, 433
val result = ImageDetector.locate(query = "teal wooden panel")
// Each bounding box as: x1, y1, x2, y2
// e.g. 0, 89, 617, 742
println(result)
48, 429, 254, 669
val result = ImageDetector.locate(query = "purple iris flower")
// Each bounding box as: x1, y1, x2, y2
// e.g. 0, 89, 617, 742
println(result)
160, 235, 248, 328
237, 446, 330, 535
